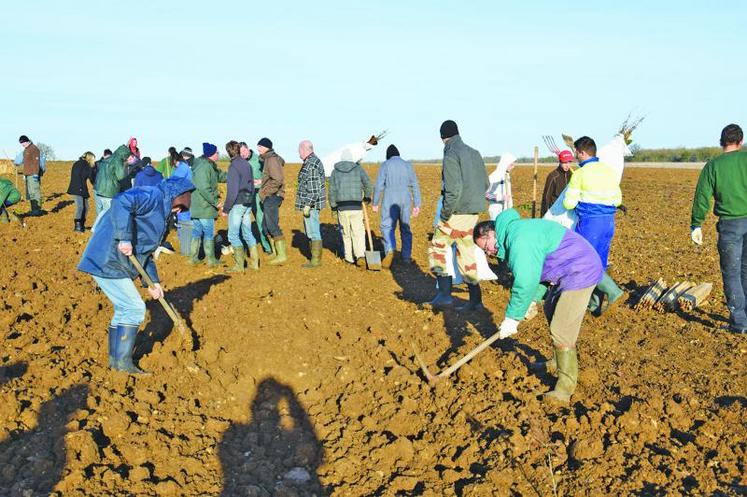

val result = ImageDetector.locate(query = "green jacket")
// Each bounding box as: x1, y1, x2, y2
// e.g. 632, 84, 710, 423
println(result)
190, 156, 227, 219
0, 178, 21, 205
328, 161, 372, 209
94, 145, 129, 198
691, 150, 747, 227
441, 135, 489, 220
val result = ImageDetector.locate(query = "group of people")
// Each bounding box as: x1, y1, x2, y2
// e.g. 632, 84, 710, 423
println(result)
7, 121, 745, 405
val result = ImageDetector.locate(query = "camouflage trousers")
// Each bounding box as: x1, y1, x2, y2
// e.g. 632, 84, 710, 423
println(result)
428, 214, 479, 284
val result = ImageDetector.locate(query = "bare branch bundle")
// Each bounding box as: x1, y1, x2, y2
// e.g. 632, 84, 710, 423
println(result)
618, 113, 647, 145
653, 281, 695, 312
634, 278, 667, 310
678, 283, 714, 311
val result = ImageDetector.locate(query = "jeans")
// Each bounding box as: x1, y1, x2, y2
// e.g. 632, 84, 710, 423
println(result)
717, 217, 747, 330
177, 221, 192, 255
380, 203, 413, 259
303, 208, 321, 241
262, 194, 283, 238
91, 195, 113, 232
192, 218, 215, 241
73, 195, 88, 222
92, 276, 146, 326
228, 204, 257, 248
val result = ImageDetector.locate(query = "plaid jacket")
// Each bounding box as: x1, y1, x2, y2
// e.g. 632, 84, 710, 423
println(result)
295, 153, 326, 210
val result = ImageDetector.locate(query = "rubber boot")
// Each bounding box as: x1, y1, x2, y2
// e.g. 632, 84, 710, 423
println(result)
113, 324, 149, 375
226, 246, 246, 273
456, 283, 485, 312
107, 325, 117, 368
204, 239, 219, 267
355, 257, 366, 268
0, 210, 8, 223
266, 237, 277, 260
75, 219, 85, 232
429, 276, 454, 308
303, 240, 322, 269
381, 251, 394, 269
188, 238, 201, 265
268, 237, 287, 265
587, 291, 602, 314
530, 348, 557, 375
596, 272, 624, 315
247, 245, 260, 270
30, 200, 42, 216
543, 348, 578, 404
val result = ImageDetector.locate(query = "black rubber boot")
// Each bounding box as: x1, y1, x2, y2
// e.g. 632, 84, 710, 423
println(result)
429, 276, 454, 308
108, 325, 117, 368
456, 283, 484, 312
114, 324, 149, 375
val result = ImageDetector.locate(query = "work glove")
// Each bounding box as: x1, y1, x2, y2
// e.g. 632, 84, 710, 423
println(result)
303, 205, 311, 218
691, 227, 703, 245
498, 317, 520, 339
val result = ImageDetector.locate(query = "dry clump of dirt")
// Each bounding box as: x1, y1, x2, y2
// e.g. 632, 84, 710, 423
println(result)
0, 164, 745, 496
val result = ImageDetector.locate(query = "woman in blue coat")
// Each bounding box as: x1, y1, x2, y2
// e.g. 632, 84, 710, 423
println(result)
78, 177, 194, 374
372, 145, 421, 267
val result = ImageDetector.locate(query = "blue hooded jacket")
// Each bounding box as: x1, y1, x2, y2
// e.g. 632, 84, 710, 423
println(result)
78, 177, 195, 283
134, 164, 164, 188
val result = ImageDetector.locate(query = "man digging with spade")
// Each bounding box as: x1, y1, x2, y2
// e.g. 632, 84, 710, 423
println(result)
78, 176, 195, 374
473, 208, 602, 403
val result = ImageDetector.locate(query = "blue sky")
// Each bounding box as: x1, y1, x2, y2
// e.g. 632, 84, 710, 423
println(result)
1, 1, 744, 161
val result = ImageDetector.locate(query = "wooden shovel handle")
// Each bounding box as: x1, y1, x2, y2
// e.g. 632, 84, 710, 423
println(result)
127, 254, 185, 337
362, 202, 374, 250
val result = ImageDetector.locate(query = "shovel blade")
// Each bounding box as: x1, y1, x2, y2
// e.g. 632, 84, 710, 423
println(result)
365, 251, 382, 271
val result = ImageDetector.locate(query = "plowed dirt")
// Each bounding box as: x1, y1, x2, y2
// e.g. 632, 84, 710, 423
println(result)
0, 162, 745, 496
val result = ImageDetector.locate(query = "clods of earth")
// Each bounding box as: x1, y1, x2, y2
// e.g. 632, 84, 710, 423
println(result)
0, 163, 745, 496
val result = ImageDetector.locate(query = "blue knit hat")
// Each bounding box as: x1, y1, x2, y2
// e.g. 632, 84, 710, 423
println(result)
203, 142, 218, 157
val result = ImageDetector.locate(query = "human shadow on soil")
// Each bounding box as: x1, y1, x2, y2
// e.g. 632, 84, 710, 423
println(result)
135, 274, 230, 356
0, 384, 89, 495
390, 253, 545, 372
0, 361, 28, 386
218, 377, 326, 496
50, 199, 74, 214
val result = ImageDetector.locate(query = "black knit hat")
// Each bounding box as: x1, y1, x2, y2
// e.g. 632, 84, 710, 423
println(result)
386, 144, 400, 160
439, 120, 459, 139
18, 135, 30, 144
257, 138, 273, 149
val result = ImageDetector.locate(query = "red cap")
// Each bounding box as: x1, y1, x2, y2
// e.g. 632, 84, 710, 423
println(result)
558, 150, 574, 163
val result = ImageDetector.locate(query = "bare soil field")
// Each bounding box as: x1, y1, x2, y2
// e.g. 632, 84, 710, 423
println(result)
0, 162, 745, 496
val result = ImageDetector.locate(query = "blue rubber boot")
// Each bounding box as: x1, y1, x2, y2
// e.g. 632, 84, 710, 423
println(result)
114, 324, 149, 375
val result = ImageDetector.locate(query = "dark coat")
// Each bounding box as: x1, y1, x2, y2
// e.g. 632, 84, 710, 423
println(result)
441, 135, 489, 220
134, 164, 164, 188
77, 177, 195, 283
541, 165, 572, 216
67, 159, 93, 198
223, 156, 254, 213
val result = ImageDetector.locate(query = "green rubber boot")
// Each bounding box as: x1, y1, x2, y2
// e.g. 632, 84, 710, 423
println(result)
247, 245, 260, 270
226, 247, 246, 273
543, 348, 578, 404
188, 239, 201, 265
204, 239, 219, 267
303, 240, 322, 269
596, 272, 624, 315
266, 237, 277, 261
268, 237, 287, 266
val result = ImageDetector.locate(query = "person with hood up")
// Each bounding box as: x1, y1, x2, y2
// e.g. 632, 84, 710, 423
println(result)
222, 140, 257, 273
473, 209, 603, 403
67, 151, 96, 232
189, 142, 227, 267
485, 152, 516, 220
92, 144, 134, 231
0, 177, 22, 224
133, 157, 164, 187
328, 150, 373, 266
372, 144, 421, 268
257, 138, 287, 265
77, 176, 195, 374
